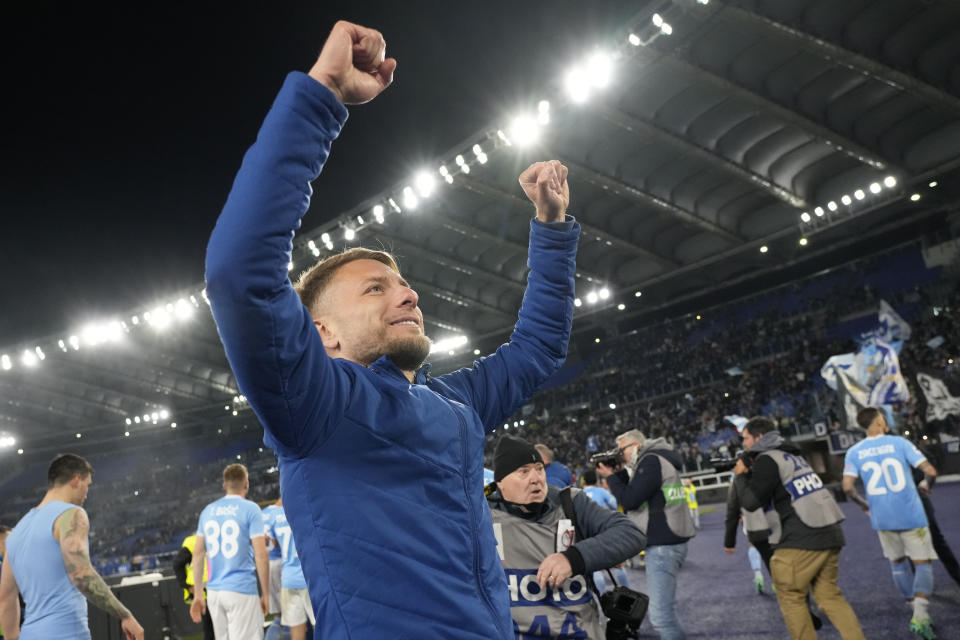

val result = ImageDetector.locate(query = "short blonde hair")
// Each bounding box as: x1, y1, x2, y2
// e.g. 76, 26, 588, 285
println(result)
223, 463, 248, 490
294, 248, 400, 314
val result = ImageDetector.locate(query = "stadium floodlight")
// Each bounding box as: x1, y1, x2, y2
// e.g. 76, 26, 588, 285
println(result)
58, 339, 67, 351
344, 227, 355, 241
814, 206, 824, 217
697, 0, 709, 4
617, 303, 626, 311
444, 174, 454, 184
0, 435, 15, 448
513, 421, 519, 427
929, 180, 938, 188
477, 152, 488, 164
800, 212, 811, 223
171, 422, 177, 428
472, 144, 483, 157
35, 346, 45, 361
628, 33, 641, 46
159, 409, 169, 419
17, 448, 23, 455
430, 335, 469, 354
232, 410, 238, 416
609, 403, 616, 410
564, 65, 591, 104
594, 337, 600, 343
519, 420, 525, 426
125, 418, 132, 425
840, 194, 852, 206
357, 216, 364, 225
438, 166, 449, 177
760, 245, 769, 253
455, 154, 465, 166
799, 237, 809, 246
388, 198, 401, 213
473, 349, 480, 355
652, 13, 664, 27
586, 291, 599, 304
307, 239, 316, 249
373, 204, 385, 223
124, 431, 130, 437
21, 350, 37, 367
148, 306, 172, 331
574, 298, 582, 307
287, 261, 294, 272
460, 163, 471, 174
175, 298, 193, 320
496, 129, 512, 146
854, 189, 865, 200
320, 232, 330, 244
76, 433, 82, 439
402, 186, 419, 210
869, 182, 882, 194
827, 200, 838, 211
587, 51, 613, 89
635, 290, 642, 297
143, 414, 151, 422
660, 22, 673, 36
910, 193, 921, 201
509, 114, 540, 147
414, 171, 436, 198
598, 287, 610, 300
134, 416, 141, 423
538, 100, 550, 114
883, 175, 897, 188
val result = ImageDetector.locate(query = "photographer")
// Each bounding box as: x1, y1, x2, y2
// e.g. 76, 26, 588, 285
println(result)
597, 429, 694, 640
487, 435, 646, 639
734, 417, 865, 640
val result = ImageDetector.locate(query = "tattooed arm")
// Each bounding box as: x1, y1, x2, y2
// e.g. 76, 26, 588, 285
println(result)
0, 552, 20, 640
56, 508, 144, 639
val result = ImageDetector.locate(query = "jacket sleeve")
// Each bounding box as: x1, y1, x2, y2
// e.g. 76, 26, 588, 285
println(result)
568, 490, 645, 574
433, 217, 579, 432
205, 72, 353, 457
723, 483, 741, 549
605, 456, 662, 511
172, 547, 191, 589
739, 457, 780, 512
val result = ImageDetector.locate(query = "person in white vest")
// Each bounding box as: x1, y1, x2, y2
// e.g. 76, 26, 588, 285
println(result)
486, 435, 645, 639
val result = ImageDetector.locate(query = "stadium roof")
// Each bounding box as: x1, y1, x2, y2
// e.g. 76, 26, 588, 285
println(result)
2, 0, 960, 457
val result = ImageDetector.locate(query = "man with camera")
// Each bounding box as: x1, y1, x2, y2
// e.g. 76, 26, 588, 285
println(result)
596, 429, 694, 640
734, 417, 866, 640
487, 435, 647, 639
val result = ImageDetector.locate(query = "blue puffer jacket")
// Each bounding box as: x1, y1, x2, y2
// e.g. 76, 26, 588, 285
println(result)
206, 72, 580, 640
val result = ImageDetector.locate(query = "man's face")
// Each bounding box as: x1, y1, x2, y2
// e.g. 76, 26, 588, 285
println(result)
317, 259, 431, 371
617, 440, 639, 464
70, 474, 92, 505
497, 462, 547, 504
742, 429, 757, 451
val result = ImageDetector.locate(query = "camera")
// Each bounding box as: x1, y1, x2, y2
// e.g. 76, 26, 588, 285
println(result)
599, 585, 649, 640
589, 447, 623, 469
711, 450, 756, 473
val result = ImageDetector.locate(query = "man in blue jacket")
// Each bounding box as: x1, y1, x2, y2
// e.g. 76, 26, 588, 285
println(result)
205, 20, 579, 640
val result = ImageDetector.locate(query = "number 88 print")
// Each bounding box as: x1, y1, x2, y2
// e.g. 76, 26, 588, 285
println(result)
203, 519, 241, 559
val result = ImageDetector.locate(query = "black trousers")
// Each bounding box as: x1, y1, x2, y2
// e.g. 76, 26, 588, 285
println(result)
923, 493, 960, 587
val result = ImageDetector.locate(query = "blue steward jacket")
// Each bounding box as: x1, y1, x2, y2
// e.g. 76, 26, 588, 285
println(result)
205, 72, 580, 640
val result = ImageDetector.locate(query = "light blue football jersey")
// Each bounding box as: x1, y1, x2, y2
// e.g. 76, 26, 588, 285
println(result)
262, 504, 284, 561
197, 495, 265, 594
843, 434, 928, 531
265, 505, 307, 590
583, 485, 618, 510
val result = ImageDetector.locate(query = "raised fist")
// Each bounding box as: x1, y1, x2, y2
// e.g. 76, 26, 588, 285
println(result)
519, 160, 570, 223
308, 21, 397, 105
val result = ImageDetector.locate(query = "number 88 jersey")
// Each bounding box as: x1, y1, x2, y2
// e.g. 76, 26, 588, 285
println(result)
843, 434, 928, 531
197, 494, 266, 595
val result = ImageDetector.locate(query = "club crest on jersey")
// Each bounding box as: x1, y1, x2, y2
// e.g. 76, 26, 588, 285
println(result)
505, 569, 592, 607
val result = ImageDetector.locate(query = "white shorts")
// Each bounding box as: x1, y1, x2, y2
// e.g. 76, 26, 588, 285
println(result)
207, 589, 264, 640
281, 587, 316, 628
268, 558, 283, 614
877, 528, 938, 561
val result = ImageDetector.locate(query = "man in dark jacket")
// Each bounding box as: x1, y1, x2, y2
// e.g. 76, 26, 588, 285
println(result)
735, 417, 865, 640
488, 435, 645, 639
204, 20, 579, 640
598, 429, 694, 640
536, 443, 574, 488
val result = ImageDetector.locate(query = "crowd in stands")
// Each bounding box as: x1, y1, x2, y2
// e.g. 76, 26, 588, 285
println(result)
488, 244, 959, 478
0, 243, 956, 575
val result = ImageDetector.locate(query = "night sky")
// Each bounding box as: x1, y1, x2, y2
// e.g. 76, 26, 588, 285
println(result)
1, 1, 636, 347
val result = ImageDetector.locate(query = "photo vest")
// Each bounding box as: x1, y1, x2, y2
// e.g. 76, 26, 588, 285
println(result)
628, 453, 696, 540
758, 449, 844, 528
490, 501, 603, 639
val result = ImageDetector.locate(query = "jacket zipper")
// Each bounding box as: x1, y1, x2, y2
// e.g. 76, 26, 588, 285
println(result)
447, 398, 506, 638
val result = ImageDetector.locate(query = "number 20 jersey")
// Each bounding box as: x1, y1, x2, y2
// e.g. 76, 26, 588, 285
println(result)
197, 494, 265, 594
843, 434, 928, 531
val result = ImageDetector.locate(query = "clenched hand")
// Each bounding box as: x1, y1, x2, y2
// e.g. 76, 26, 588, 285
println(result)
309, 21, 397, 105
519, 160, 570, 223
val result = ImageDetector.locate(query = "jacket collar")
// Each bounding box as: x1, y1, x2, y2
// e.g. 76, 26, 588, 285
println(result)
369, 355, 431, 384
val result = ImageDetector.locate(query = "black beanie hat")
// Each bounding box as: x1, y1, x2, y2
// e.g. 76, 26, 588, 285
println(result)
494, 434, 544, 482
